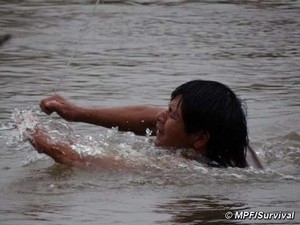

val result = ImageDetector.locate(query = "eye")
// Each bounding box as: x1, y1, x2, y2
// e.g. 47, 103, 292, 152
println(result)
168, 105, 177, 119
169, 110, 176, 119
170, 113, 176, 119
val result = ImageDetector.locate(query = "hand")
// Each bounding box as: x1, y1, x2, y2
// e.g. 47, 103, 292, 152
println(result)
28, 127, 86, 167
40, 94, 80, 121
27, 127, 47, 153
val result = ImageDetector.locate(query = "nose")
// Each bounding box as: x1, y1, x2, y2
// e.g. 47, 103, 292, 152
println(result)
156, 110, 167, 123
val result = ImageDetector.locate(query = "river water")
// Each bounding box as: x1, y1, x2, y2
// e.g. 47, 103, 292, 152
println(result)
0, 0, 299, 224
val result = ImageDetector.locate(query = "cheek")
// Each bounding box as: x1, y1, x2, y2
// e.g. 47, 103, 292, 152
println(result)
166, 119, 184, 134
164, 120, 189, 144
155, 120, 180, 147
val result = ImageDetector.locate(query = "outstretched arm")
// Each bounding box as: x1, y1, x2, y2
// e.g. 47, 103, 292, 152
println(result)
29, 128, 129, 170
40, 95, 163, 135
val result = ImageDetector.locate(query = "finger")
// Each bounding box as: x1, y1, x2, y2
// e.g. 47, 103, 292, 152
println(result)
40, 96, 62, 114
46, 100, 63, 111
40, 100, 53, 115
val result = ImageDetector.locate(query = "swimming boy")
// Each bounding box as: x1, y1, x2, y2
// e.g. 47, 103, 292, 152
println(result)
29, 80, 261, 169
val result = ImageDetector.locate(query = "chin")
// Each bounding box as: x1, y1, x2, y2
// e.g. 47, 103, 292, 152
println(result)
154, 139, 160, 146
154, 137, 164, 147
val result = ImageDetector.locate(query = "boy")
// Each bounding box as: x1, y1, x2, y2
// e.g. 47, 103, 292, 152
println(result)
29, 80, 261, 169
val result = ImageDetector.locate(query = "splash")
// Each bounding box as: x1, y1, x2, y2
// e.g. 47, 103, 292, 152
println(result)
13, 107, 39, 138
2, 108, 299, 186
1, 107, 40, 145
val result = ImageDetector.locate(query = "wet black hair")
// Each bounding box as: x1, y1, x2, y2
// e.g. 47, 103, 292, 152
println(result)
171, 80, 248, 168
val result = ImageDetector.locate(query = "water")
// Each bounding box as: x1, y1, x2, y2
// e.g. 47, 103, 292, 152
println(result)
0, 0, 299, 224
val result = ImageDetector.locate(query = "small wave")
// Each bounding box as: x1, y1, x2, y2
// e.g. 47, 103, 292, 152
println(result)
258, 132, 300, 167
281, 130, 300, 142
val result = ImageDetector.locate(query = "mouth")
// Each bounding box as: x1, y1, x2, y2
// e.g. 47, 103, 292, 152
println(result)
156, 123, 164, 137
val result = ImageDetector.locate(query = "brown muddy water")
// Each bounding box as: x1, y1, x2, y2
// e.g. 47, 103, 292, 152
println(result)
0, 0, 299, 224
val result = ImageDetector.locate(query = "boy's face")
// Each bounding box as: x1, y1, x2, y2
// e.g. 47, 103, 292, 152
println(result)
155, 96, 196, 149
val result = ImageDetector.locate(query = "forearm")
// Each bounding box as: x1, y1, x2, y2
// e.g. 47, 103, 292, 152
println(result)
74, 106, 163, 135
30, 129, 86, 168
39, 95, 163, 135
29, 128, 129, 170
37, 142, 127, 170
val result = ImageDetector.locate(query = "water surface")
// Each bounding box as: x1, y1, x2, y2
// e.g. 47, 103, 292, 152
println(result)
0, 0, 299, 224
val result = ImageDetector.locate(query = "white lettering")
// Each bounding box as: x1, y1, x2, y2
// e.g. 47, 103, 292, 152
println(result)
230, 211, 296, 221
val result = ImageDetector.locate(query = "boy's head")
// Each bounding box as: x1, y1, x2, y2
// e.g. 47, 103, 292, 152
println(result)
155, 80, 248, 168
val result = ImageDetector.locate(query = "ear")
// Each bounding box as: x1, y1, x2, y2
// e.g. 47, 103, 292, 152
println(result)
193, 131, 210, 151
